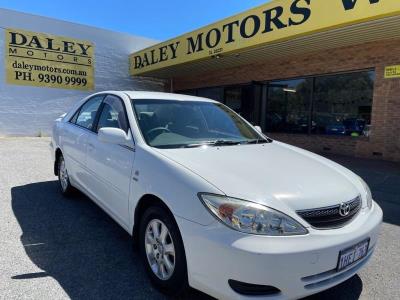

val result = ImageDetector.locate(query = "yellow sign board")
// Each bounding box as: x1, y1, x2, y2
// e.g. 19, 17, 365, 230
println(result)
5, 28, 94, 90
384, 65, 400, 79
130, 0, 400, 76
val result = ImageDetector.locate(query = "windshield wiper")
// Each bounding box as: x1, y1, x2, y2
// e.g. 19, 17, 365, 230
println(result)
211, 140, 242, 146
184, 140, 241, 148
183, 138, 272, 148
241, 138, 270, 145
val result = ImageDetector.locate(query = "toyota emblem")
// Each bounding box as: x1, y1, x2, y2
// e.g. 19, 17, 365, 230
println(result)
339, 203, 351, 217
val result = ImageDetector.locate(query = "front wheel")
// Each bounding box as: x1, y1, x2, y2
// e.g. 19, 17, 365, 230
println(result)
139, 206, 188, 296
57, 154, 74, 196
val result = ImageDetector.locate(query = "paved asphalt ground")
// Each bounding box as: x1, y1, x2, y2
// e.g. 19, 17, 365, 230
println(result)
0, 138, 399, 300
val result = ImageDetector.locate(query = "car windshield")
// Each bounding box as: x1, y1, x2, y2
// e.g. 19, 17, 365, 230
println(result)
132, 99, 269, 149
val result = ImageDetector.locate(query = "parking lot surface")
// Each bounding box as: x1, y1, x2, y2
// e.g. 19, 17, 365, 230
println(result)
0, 138, 399, 300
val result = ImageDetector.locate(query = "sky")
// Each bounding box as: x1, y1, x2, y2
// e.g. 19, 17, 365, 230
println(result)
1, 0, 270, 41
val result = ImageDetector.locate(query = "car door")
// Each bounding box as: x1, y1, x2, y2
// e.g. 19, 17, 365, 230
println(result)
85, 95, 135, 227
61, 95, 104, 188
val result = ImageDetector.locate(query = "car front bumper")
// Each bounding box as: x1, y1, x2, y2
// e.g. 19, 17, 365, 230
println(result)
176, 201, 383, 300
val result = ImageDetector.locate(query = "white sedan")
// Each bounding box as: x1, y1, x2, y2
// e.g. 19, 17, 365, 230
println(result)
51, 91, 382, 299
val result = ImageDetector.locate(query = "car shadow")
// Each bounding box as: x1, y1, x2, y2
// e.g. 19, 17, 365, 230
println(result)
11, 181, 363, 300
11, 181, 209, 300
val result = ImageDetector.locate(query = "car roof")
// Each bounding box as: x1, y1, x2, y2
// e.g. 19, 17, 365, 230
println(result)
115, 91, 218, 103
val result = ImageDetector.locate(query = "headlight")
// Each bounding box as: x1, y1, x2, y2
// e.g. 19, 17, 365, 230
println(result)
359, 177, 373, 209
198, 193, 308, 236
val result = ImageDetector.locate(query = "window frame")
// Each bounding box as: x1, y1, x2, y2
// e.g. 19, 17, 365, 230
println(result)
95, 94, 131, 134
68, 93, 132, 137
68, 94, 106, 133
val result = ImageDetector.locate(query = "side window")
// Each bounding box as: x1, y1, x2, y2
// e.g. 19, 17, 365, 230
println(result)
96, 96, 129, 133
70, 110, 79, 124
74, 96, 103, 130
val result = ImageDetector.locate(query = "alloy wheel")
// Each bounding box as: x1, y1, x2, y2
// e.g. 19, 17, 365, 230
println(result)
144, 219, 176, 280
59, 158, 69, 192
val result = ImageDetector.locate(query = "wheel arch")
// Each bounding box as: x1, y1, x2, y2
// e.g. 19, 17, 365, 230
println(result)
133, 194, 177, 242
135, 193, 189, 294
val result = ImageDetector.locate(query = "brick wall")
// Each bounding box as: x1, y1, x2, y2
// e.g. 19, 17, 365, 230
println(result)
173, 39, 400, 162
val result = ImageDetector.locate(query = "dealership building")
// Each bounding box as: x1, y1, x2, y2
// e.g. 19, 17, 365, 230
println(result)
0, 8, 166, 136
1, 1, 400, 161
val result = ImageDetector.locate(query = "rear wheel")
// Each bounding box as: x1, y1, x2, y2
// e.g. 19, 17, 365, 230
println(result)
58, 155, 74, 196
139, 206, 188, 296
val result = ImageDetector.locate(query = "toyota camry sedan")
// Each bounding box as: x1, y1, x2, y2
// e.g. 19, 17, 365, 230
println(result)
51, 91, 382, 299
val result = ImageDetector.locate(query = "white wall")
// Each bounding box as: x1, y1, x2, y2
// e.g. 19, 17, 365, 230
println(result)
0, 8, 165, 136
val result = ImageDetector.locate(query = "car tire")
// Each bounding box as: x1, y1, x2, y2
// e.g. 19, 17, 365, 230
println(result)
139, 205, 189, 296
57, 154, 74, 196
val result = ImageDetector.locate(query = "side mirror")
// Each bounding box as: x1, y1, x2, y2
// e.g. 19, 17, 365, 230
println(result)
254, 126, 263, 133
98, 127, 133, 147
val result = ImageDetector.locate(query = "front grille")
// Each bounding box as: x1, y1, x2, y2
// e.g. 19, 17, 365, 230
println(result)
296, 196, 362, 229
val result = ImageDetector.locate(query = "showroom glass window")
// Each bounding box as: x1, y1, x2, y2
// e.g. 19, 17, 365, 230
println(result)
177, 70, 374, 137
197, 87, 224, 102
224, 87, 242, 113
179, 84, 260, 125
265, 70, 374, 136
312, 71, 374, 136
266, 79, 313, 134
